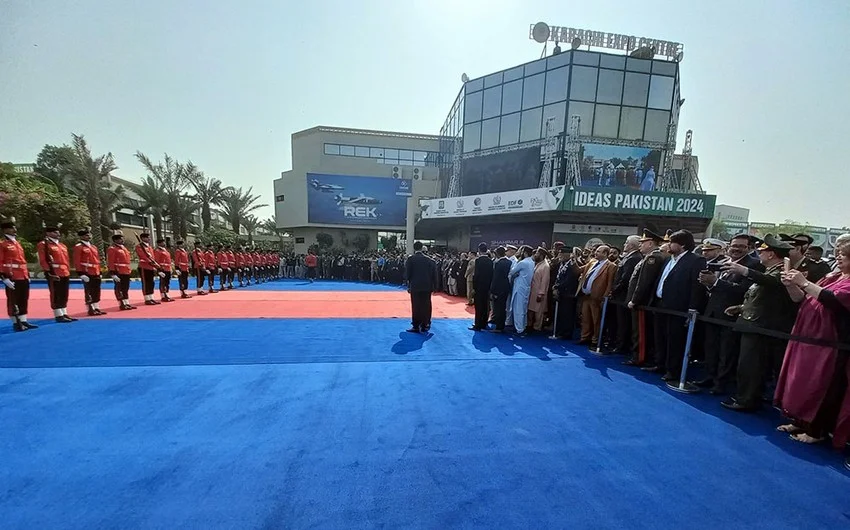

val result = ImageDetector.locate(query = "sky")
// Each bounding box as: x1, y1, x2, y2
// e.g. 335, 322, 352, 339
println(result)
1, 0, 848, 227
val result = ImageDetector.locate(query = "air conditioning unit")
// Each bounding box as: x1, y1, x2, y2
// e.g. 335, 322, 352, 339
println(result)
391, 166, 401, 179
411, 168, 422, 180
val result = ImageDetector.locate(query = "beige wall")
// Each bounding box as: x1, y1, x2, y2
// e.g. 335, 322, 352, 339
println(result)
274, 127, 441, 237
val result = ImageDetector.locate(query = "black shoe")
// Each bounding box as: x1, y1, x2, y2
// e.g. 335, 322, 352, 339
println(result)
22, 321, 38, 329
406, 327, 421, 333
468, 326, 482, 331
88, 309, 98, 316
181, 293, 192, 299
197, 291, 208, 296
575, 339, 592, 345
95, 309, 107, 315
622, 359, 641, 366
490, 329, 504, 334
721, 400, 758, 412
56, 316, 74, 323
144, 300, 158, 306
661, 372, 678, 382
709, 385, 725, 396
13, 322, 25, 332
64, 315, 78, 322
640, 364, 660, 372
694, 378, 715, 388
422, 326, 431, 333
844, 458, 850, 472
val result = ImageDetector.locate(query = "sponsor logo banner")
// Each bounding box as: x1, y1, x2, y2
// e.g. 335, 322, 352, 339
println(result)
420, 187, 564, 219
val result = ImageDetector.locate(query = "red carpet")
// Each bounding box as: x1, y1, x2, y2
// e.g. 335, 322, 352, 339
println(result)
11, 287, 476, 319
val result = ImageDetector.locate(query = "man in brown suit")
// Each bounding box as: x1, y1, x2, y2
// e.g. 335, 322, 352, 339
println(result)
576, 245, 617, 345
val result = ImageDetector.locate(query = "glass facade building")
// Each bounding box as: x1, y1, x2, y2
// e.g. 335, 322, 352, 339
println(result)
439, 49, 682, 194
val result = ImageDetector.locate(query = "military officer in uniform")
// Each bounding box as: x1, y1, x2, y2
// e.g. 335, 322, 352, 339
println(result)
73, 227, 106, 316
107, 230, 136, 310
0, 217, 37, 331
721, 234, 800, 412
37, 222, 77, 322
203, 243, 218, 293
174, 240, 192, 299
135, 232, 165, 305
215, 243, 229, 290
624, 230, 666, 367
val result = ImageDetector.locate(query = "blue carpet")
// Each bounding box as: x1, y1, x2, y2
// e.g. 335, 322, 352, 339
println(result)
1, 319, 849, 529
28, 278, 405, 292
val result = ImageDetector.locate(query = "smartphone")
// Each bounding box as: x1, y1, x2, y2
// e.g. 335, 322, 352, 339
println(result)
705, 262, 725, 272
783, 257, 791, 273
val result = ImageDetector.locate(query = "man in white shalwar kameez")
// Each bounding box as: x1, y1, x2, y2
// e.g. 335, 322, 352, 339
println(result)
505, 244, 519, 326
507, 246, 534, 334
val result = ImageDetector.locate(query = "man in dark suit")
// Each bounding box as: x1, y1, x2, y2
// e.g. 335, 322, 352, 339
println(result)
610, 235, 642, 354
650, 230, 707, 381
470, 243, 494, 331
489, 246, 512, 333
552, 247, 580, 339
696, 234, 764, 394
404, 241, 437, 333
721, 234, 799, 411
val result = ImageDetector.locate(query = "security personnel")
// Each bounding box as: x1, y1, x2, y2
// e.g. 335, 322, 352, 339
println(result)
1, 217, 37, 331
224, 243, 236, 289
192, 241, 208, 295
135, 232, 163, 305
234, 245, 245, 287
107, 230, 136, 310
780, 233, 815, 279
624, 229, 666, 367
153, 239, 174, 302
174, 240, 192, 299
37, 222, 76, 323
73, 227, 106, 316
215, 243, 230, 290
203, 243, 218, 293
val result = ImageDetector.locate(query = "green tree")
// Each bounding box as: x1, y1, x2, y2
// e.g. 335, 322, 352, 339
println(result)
241, 214, 260, 245
131, 176, 168, 240
199, 226, 239, 247
261, 217, 286, 245
135, 152, 195, 241
34, 145, 76, 192
379, 234, 398, 251
776, 219, 812, 236
352, 233, 371, 252
188, 173, 230, 231
67, 134, 118, 253
99, 182, 128, 244
710, 216, 729, 239
220, 186, 268, 233
316, 232, 334, 249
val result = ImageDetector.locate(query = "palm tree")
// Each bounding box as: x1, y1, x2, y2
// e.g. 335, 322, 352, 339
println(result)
68, 134, 118, 253
171, 195, 200, 240
188, 173, 230, 231
261, 217, 285, 245
220, 187, 268, 234
131, 176, 168, 240
241, 215, 260, 245
99, 182, 128, 244
135, 152, 194, 241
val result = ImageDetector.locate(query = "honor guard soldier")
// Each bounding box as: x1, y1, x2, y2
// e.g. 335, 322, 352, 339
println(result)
1, 217, 37, 331
174, 240, 192, 299
224, 243, 236, 289
38, 222, 76, 323
242, 247, 253, 285
135, 232, 164, 305
154, 239, 174, 302
107, 230, 136, 310
192, 241, 208, 295
623, 229, 666, 367
203, 243, 218, 293
215, 243, 229, 290
73, 227, 106, 316
234, 245, 246, 287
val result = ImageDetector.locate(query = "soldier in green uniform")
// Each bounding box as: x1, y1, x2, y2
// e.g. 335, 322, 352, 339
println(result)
623, 229, 666, 367
720, 234, 800, 412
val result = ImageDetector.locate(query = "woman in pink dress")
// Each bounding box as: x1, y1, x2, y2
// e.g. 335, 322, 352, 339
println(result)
774, 243, 850, 449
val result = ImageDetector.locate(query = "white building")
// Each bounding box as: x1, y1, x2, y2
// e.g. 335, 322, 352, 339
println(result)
273, 126, 441, 254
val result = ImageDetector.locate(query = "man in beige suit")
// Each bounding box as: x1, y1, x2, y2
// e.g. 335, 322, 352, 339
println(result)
576, 245, 616, 345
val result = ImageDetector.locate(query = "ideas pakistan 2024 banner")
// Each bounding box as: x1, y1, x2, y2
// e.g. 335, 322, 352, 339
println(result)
306, 173, 412, 227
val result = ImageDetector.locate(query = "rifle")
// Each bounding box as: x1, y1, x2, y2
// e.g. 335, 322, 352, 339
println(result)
135, 233, 161, 271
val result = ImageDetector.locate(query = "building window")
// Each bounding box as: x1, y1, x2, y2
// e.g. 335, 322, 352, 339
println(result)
482, 86, 502, 119
544, 66, 569, 104
275, 195, 285, 202
339, 145, 355, 156
567, 101, 595, 136
324, 144, 339, 155
499, 112, 520, 146
619, 107, 646, 140
542, 101, 566, 136
569, 66, 598, 102
622, 72, 650, 107
480, 117, 500, 149
593, 104, 620, 138
521, 73, 545, 110
519, 107, 543, 142
322, 143, 439, 167
596, 69, 624, 105
463, 122, 481, 152
464, 91, 483, 123
644, 109, 670, 142
295, 237, 305, 244
648, 75, 675, 110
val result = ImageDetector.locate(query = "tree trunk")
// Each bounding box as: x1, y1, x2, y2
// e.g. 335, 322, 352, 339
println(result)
154, 216, 164, 242
202, 204, 211, 231
231, 219, 239, 234
248, 232, 254, 245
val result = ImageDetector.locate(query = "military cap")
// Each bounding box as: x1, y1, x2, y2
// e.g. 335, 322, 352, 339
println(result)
111, 229, 124, 241
757, 234, 793, 253
43, 221, 62, 232
77, 227, 91, 236
506, 244, 518, 251
139, 231, 151, 238
780, 233, 813, 246
701, 238, 727, 250
638, 229, 665, 243
1, 217, 17, 230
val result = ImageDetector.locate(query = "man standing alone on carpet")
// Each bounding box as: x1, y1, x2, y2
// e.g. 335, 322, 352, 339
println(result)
404, 241, 436, 333
508, 245, 535, 335
38, 222, 76, 323
73, 227, 106, 316
1, 217, 37, 331
469, 243, 493, 331
527, 247, 551, 332
305, 249, 318, 283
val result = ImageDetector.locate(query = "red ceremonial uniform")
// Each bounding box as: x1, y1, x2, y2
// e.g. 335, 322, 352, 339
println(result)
0, 236, 29, 280
175, 248, 190, 272
107, 244, 133, 275
227, 250, 235, 267
37, 239, 71, 277
204, 249, 216, 269
217, 250, 230, 268
234, 251, 244, 269
73, 242, 101, 276
135, 243, 159, 270
154, 247, 173, 272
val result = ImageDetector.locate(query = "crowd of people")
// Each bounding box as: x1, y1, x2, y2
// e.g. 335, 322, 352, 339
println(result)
403, 230, 850, 470
278, 252, 408, 284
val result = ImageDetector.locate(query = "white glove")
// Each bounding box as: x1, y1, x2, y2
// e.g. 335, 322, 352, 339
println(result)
205, 269, 211, 275
158, 272, 167, 278
2, 278, 14, 290
217, 268, 222, 273
111, 275, 120, 282
80, 275, 90, 283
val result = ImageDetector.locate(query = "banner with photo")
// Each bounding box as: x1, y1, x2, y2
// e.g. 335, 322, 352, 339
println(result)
579, 143, 663, 191
306, 173, 412, 227
419, 186, 565, 219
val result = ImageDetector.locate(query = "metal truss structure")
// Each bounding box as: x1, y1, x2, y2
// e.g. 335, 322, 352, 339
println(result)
658, 121, 678, 192
446, 136, 462, 198
537, 117, 558, 188
564, 115, 582, 187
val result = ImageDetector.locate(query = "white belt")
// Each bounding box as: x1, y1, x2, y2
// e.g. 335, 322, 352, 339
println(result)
81, 262, 97, 267
2, 263, 22, 268
51, 264, 62, 268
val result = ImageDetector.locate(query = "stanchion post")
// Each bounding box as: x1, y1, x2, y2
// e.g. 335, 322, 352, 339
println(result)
667, 309, 700, 394
590, 296, 609, 355
549, 301, 560, 339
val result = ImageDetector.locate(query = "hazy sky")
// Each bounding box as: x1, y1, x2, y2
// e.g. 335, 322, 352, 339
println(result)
2, 1, 848, 227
